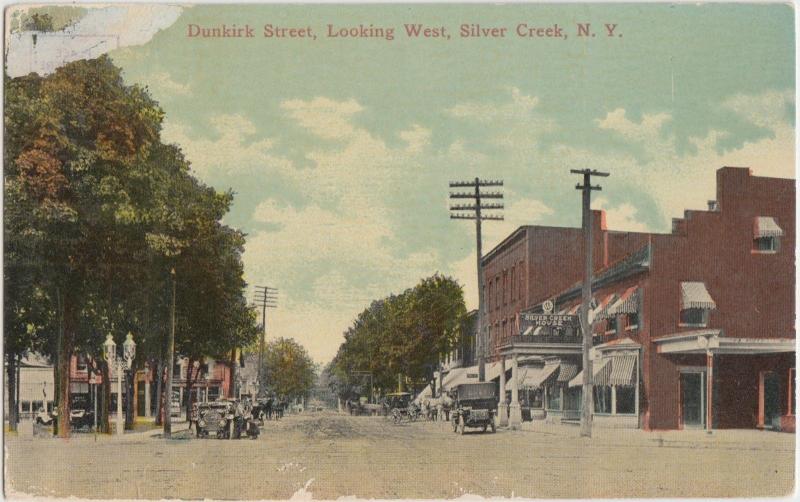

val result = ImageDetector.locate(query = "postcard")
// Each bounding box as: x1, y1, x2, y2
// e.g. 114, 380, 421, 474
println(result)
3, 2, 796, 500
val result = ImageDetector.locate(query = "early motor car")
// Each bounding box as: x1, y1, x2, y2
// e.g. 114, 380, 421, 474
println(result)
451, 382, 498, 434
192, 399, 260, 439
384, 392, 420, 423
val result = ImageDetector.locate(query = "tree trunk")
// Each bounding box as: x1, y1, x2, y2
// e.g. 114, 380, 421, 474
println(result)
185, 356, 195, 421
154, 360, 163, 426
125, 369, 135, 430
100, 360, 111, 433
57, 294, 76, 438
228, 349, 237, 398
7, 354, 18, 432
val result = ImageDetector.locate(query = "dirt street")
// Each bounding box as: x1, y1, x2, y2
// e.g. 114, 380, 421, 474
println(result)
5, 411, 795, 499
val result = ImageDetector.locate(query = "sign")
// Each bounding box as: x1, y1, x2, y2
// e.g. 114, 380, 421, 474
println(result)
520, 312, 578, 329
466, 373, 478, 379
542, 300, 554, 314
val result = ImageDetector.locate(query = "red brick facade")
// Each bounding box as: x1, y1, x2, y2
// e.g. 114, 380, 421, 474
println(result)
482, 167, 795, 430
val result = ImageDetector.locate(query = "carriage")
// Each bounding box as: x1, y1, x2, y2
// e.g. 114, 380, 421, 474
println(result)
384, 392, 420, 424
451, 382, 498, 434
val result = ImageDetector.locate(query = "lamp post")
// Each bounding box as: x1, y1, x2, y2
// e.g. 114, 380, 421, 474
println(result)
103, 332, 136, 436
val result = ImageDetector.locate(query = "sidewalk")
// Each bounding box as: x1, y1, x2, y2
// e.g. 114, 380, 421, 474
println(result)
517, 419, 795, 450
7, 418, 192, 441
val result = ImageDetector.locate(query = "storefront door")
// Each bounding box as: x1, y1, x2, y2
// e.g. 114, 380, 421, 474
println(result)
759, 371, 780, 429
681, 371, 706, 428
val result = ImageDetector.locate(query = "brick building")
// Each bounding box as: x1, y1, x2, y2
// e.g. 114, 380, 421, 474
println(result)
482, 167, 795, 431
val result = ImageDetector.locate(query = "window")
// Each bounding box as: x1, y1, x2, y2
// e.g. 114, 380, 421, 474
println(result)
173, 362, 183, 379
605, 316, 618, 335
753, 236, 778, 252
789, 368, 796, 416
483, 286, 489, 313
593, 386, 612, 414
21, 401, 31, 413
76, 354, 88, 372
511, 266, 516, 302
503, 271, 508, 305
626, 312, 639, 330
495, 278, 500, 309
680, 308, 709, 327
753, 217, 783, 253
208, 386, 220, 402
616, 386, 636, 414
524, 388, 543, 409
546, 385, 561, 411
32, 400, 44, 412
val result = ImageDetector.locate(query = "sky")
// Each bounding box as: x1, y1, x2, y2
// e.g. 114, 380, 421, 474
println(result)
7, 3, 795, 364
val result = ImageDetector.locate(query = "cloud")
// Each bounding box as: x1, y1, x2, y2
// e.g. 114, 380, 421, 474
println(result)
722, 90, 793, 129
448, 86, 541, 122
146, 71, 192, 96
594, 197, 649, 233
162, 114, 287, 180
281, 97, 364, 140
595, 108, 672, 144
399, 124, 432, 153
5, 5, 184, 77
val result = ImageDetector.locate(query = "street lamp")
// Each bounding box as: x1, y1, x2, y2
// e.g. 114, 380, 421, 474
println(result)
103, 332, 136, 436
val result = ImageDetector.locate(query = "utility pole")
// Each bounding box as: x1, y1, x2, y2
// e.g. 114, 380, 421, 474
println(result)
449, 178, 504, 382
570, 169, 609, 438
164, 268, 176, 438
253, 285, 278, 399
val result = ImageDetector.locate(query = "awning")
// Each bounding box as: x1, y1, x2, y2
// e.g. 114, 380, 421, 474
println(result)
519, 362, 560, 388
754, 216, 784, 238
569, 358, 612, 387
556, 362, 579, 383
654, 330, 795, 354
567, 303, 581, 315
521, 326, 533, 336
592, 294, 617, 322
680, 282, 716, 310
607, 286, 639, 316
442, 366, 474, 390
608, 355, 637, 386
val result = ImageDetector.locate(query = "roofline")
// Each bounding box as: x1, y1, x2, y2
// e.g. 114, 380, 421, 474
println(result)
524, 242, 652, 312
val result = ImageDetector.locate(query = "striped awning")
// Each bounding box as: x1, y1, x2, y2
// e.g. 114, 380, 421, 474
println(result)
568, 358, 612, 387
520, 361, 559, 389
608, 355, 637, 386
754, 217, 784, 238
680, 282, 716, 310
567, 303, 581, 315
593, 294, 618, 321
556, 362, 579, 383
520, 362, 560, 388
607, 286, 639, 316
521, 326, 533, 336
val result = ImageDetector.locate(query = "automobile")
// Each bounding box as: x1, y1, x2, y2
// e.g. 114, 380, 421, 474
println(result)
50, 395, 96, 431
383, 392, 420, 424
34, 408, 54, 426
193, 399, 260, 439
451, 382, 498, 434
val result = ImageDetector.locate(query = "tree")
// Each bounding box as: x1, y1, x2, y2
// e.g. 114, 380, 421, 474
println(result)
262, 338, 316, 401
329, 274, 467, 400
4, 56, 259, 436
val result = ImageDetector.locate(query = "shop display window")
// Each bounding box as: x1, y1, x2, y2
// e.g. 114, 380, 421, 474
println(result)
616, 386, 636, 415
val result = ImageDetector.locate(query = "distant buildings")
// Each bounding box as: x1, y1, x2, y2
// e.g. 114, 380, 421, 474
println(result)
442, 167, 795, 432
